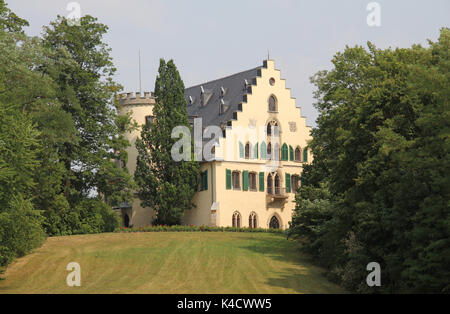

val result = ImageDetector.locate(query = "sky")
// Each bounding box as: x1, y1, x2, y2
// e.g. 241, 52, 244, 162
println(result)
8, 0, 450, 127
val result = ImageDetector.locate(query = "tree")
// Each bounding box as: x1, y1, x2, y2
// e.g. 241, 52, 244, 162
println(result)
135, 59, 200, 225
0, 103, 46, 266
290, 28, 450, 293
41, 16, 135, 207
0, 0, 28, 33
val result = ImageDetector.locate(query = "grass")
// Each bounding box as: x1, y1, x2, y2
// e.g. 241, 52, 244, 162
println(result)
0, 232, 345, 294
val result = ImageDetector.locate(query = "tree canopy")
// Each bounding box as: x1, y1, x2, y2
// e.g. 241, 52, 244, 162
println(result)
289, 28, 450, 293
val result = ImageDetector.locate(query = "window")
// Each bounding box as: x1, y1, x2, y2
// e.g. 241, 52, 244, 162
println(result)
249, 172, 257, 191
267, 174, 273, 194
249, 212, 257, 228
269, 215, 280, 229
266, 120, 279, 137
232, 211, 241, 228
269, 78, 275, 86
274, 174, 280, 195
245, 142, 251, 159
268, 95, 277, 112
232, 171, 240, 190
291, 175, 300, 192
295, 147, 302, 162
267, 143, 272, 159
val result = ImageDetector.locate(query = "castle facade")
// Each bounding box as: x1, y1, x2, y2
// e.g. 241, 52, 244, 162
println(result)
118, 59, 312, 229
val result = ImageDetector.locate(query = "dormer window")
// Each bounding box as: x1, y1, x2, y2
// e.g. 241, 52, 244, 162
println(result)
220, 99, 229, 115
200, 85, 212, 107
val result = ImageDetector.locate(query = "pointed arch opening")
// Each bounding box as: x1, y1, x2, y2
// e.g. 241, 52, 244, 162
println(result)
249, 212, 258, 229
232, 211, 241, 228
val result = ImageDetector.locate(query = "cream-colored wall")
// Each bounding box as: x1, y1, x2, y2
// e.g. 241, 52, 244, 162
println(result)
121, 103, 154, 175
182, 162, 215, 226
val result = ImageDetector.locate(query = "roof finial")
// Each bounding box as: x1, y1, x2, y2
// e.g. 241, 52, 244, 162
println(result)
267, 49, 270, 60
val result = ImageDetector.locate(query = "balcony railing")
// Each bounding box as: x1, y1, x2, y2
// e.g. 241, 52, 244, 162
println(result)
267, 187, 287, 199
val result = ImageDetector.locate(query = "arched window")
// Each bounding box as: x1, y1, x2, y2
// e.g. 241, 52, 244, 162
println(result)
267, 174, 273, 194
245, 142, 251, 159
274, 174, 280, 195
266, 120, 279, 137
232, 211, 241, 228
249, 212, 257, 229
268, 95, 277, 112
295, 146, 301, 162
267, 143, 272, 159
269, 216, 280, 229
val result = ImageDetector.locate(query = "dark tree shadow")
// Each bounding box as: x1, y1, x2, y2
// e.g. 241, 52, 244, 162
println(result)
238, 235, 345, 293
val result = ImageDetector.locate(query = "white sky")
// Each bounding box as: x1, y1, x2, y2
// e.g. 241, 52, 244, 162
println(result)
8, 0, 450, 126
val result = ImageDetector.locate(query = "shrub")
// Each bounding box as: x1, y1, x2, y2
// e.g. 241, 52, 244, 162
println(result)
117, 224, 285, 234
71, 199, 121, 234
0, 195, 46, 267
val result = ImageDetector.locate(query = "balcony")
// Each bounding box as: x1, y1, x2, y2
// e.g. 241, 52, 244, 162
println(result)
266, 187, 288, 204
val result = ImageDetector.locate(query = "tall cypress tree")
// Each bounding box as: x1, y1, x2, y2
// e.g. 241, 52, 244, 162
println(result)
135, 59, 199, 225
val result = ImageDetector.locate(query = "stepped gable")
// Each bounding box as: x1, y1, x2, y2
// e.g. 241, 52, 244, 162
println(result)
184, 66, 261, 128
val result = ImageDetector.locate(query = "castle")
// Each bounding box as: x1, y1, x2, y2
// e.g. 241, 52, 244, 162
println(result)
117, 59, 312, 229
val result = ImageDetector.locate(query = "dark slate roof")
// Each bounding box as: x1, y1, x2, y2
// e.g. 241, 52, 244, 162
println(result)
184, 66, 262, 128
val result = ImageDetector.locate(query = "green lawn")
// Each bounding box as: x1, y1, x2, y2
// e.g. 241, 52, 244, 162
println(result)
0, 232, 345, 294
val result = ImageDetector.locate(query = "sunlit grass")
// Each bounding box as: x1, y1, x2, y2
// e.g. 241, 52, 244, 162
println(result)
0, 232, 345, 294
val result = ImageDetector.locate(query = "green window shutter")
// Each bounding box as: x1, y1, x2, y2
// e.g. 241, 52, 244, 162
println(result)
281, 143, 288, 161
239, 142, 244, 158
254, 143, 258, 159
243, 170, 249, 191
204, 170, 208, 190
303, 148, 308, 162
259, 172, 265, 192
226, 169, 231, 189
260, 142, 267, 159
285, 173, 291, 193
289, 146, 294, 161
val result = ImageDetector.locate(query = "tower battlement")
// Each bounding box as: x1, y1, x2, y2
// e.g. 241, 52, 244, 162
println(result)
118, 91, 155, 106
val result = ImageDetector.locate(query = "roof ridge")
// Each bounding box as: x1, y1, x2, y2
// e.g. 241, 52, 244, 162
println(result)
185, 66, 261, 90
